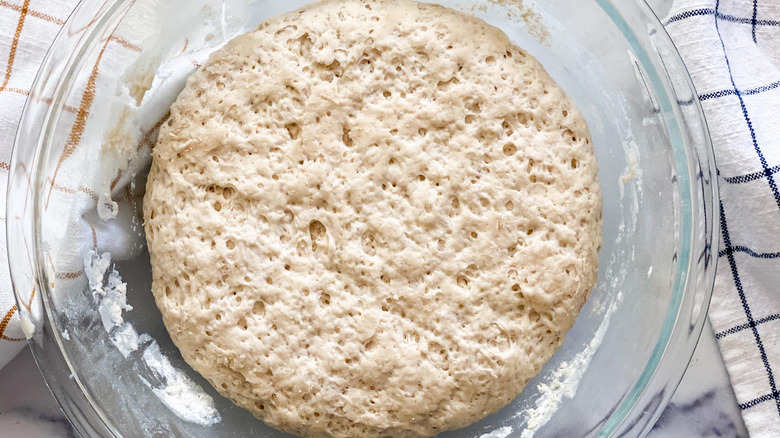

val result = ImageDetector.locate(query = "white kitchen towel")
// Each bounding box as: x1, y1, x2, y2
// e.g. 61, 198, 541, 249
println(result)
663, 0, 780, 436
0, 0, 242, 374
0, 0, 80, 370
1, 0, 779, 436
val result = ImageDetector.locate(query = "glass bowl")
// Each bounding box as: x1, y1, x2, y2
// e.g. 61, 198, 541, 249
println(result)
7, 0, 717, 436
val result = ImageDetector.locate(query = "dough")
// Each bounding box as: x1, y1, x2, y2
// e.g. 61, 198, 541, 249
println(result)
143, 0, 602, 436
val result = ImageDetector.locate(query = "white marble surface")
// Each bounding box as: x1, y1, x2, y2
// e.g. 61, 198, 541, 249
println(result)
648, 319, 748, 438
0, 318, 748, 437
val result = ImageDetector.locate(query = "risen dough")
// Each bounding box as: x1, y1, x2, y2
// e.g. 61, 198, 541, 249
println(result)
143, 0, 602, 436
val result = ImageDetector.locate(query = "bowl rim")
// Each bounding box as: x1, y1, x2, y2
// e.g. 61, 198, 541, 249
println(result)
6, 0, 718, 436
7, 0, 133, 436
592, 0, 719, 435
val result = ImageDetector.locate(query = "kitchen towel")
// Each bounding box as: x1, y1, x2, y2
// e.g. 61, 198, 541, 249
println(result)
1, 0, 779, 436
664, 0, 780, 436
0, 0, 79, 371
0, 0, 257, 377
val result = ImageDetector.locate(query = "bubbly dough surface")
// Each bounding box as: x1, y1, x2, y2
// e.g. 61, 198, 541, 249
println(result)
143, 1, 602, 436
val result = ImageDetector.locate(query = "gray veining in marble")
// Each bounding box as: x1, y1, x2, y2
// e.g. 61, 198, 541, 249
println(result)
648, 319, 748, 437
0, 348, 77, 438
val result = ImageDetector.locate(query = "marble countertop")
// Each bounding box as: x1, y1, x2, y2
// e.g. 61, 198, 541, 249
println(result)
0, 318, 748, 437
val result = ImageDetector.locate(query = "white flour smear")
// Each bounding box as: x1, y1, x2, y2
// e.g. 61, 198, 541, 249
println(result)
83, 249, 221, 426
479, 426, 514, 438
141, 342, 221, 427
521, 294, 620, 436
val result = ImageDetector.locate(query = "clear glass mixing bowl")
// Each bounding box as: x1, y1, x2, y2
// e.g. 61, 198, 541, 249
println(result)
7, 0, 717, 436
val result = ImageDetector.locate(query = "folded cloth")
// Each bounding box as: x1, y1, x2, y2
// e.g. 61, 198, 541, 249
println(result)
0, 0, 81, 370
664, 0, 780, 435
1, 0, 231, 371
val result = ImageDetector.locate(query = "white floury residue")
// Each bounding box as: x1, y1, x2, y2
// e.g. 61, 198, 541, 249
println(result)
100, 270, 133, 332
141, 342, 221, 426
83, 249, 220, 425
84, 250, 111, 296
110, 323, 151, 359
520, 294, 621, 437
20, 312, 35, 339
479, 426, 513, 438
97, 198, 120, 221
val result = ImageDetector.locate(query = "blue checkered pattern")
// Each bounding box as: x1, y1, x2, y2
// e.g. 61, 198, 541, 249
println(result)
665, 0, 780, 435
